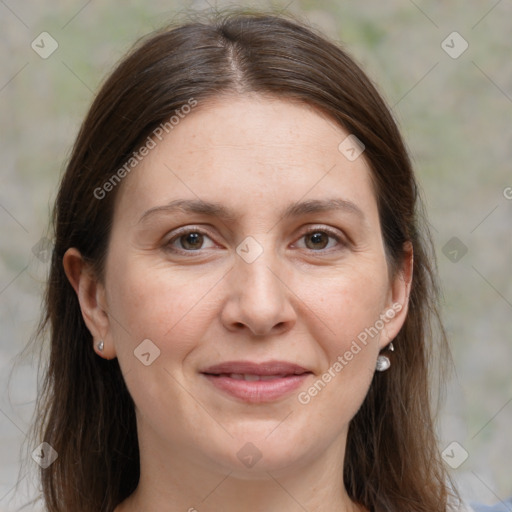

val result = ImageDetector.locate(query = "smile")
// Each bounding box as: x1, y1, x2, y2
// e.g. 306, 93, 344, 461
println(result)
200, 360, 313, 403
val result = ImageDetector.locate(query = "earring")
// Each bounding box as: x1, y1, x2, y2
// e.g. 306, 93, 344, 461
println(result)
97, 340, 104, 352
375, 342, 394, 372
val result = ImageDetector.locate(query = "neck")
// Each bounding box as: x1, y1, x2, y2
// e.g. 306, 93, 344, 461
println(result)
115, 424, 366, 512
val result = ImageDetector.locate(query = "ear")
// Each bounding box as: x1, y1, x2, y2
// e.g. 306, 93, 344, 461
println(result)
379, 241, 414, 349
62, 247, 116, 359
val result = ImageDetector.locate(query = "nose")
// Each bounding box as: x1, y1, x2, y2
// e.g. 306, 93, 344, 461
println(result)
220, 239, 296, 337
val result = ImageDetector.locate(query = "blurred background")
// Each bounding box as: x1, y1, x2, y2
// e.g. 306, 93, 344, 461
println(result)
1, 1, 511, 510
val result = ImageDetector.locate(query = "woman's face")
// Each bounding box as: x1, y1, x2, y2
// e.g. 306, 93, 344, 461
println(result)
75, 94, 411, 477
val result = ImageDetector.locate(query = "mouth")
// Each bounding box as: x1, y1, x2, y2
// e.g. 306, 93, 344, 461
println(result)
200, 360, 313, 403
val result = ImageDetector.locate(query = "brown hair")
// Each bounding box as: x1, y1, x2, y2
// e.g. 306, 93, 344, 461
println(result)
31, 8, 457, 512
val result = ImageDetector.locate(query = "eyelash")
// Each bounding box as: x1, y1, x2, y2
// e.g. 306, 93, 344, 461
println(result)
164, 226, 346, 255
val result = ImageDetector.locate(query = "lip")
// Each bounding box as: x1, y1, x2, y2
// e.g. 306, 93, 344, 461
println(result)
200, 360, 312, 403
201, 360, 310, 376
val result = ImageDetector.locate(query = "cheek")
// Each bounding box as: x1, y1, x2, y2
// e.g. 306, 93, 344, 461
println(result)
106, 257, 221, 363
302, 261, 389, 348
104, 258, 222, 423
295, 261, 388, 399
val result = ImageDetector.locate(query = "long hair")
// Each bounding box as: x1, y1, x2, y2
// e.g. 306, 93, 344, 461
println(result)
31, 8, 457, 511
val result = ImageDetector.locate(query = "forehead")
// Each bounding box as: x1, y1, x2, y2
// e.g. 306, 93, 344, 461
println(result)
113, 94, 378, 226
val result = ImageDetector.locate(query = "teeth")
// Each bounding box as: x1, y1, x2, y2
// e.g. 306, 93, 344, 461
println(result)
243, 374, 260, 381
227, 373, 288, 381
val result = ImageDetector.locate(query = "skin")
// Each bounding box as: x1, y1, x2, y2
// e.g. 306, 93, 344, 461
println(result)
64, 94, 412, 512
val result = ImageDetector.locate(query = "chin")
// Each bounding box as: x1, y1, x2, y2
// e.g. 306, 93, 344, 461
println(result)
200, 432, 315, 479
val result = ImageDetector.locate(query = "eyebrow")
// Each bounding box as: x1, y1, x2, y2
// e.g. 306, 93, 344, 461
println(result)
137, 197, 365, 225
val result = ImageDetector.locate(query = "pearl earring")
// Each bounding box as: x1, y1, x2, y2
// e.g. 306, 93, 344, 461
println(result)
97, 340, 104, 352
376, 342, 394, 372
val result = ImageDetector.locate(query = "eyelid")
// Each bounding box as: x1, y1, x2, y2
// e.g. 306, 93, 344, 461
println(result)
293, 225, 347, 251
163, 224, 347, 255
164, 225, 216, 253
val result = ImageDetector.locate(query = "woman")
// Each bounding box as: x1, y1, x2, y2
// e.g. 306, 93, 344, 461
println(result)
31, 9, 492, 512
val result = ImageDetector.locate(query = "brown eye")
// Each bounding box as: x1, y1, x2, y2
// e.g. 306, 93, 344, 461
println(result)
165, 228, 216, 254
305, 231, 330, 250
179, 232, 204, 250
294, 227, 345, 253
